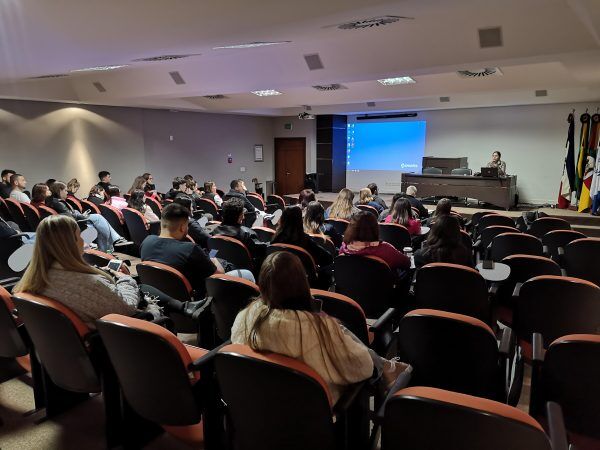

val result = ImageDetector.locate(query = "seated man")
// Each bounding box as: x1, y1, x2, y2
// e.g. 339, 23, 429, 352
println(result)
140, 203, 254, 298
164, 176, 187, 201
97, 170, 112, 193
226, 179, 256, 213
9, 173, 30, 203
211, 198, 267, 262
0, 169, 15, 199
367, 183, 387, 210
172, 194, 211, 248
203, 181, 223, 206
402, 185, 429, 219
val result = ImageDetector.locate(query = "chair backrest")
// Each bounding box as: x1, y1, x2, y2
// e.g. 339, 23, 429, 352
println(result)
265, 243, 317, 283
0, 285, 28, 357
252, 226, 275, 243
206, 274, 260, 341
37, 204, 58, 220
537, 334, 600, 438
479, 225, 519, 251
12, 292, 100, 393
246, 192, 266, 211
334, 255, 395, 318
122, 208, 149, 246
144, 196, 162, 218
309, 234, 336, 255
96, 314, 203, 426
324, 218, 349, 236
195, 198, 220, 219
208, 235, 253, 270
4, 198, 31, 232
215, 343, 335, 450
490, 232, 543, 262
82, 249, 113, 268
356, 204, 378, 217
137, 261, 193, 301
422, 167, 442, 175
414, 263, 490, 322
0, 196, 10, 221
310, 289, 369, 345
563, 238, 600, 286
541, 229, 585, 261
515, 275, 600, 350
471, 211, 497, 229
528, 216, 571, 238
378, 223, 411, 251
21, 202, 41, 231
451, 168, 472, 176
383, 387, 551, 450
99, 204, 126, 236
65, 197, 83, 213
460, 230, 473, 256
266, 194, 286, 210
81, 199, 101, 215
398, 309, 501, 400
478, 214, 515, 234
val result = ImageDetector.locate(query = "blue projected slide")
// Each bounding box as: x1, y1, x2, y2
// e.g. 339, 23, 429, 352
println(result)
346, 121, 426, 172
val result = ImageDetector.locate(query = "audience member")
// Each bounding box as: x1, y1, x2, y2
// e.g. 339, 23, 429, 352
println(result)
384, 198, 422, 235
127, 176, 147, 195
325, 188, 360, 220
340, 211, 410, 272
0, 169, 15, 199
226, 179, 257, 213
356, 187, 384, 213
231, 251, 409, 404
402, 185, 429, 218
140, 203, 254, 297
127, 189, 159, 222
303, 201, 342, 248
367, 183, 387, 209
9, 174, 30, 203
173, 194, 211, 248
66, 178, 80, 198
427, 197, 453, 226
378, 193, 403, 222
107, 185, 128, 210
142, 172, 156, 191
164, 176, 186, 200
87, 185, 106, 205
31, 183, 50, 208
202, 181, 223, 206
98, 171, 112, 193
414, 215, 472, 268
45, 179, 56, 189
298, 189, 316, 209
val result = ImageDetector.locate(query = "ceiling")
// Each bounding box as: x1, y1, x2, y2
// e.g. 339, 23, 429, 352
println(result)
1, 0, 600, 116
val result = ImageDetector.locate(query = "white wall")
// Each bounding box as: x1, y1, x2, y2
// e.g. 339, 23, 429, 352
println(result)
272, 116, 317, 173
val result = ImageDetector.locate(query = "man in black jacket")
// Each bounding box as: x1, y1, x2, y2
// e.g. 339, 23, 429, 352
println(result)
97, 171, 112, 193
225, 179, 256, 213
173, 194, 211, 248
403, 185, 429, 219
0, 169, 15, 199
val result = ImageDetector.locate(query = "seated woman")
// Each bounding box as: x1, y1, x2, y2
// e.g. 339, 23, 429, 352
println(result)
487, 150, 507, 176
231, 251, 408, 404
106, 185, 128, 210
127, 176, 147, 196
414, 215, 472, 268
30, 183, 51, 208
298, 188, 316, 210
426, 197, 452, 226
355, 187, 384, 213
325, 188, 361, 220
127, 189, 159, 222
303, 201, 342, 249
87, 185, 107, 206
67, 178, 81, 199
46, 181, 126, 252
339, 211, 410, 272
384, 198, 422, 235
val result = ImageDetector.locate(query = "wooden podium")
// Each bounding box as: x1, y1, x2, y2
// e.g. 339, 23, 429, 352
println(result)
422, 157, 468, 174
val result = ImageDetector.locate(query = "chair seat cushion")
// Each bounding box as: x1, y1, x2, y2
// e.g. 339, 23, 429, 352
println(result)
162, 421, 204, 447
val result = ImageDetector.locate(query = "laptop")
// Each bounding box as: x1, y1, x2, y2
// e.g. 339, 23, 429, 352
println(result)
481, 167, 499, 178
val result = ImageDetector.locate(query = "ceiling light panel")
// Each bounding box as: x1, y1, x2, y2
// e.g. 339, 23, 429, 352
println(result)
213, 41, 291, 49
251, 90, 282, 96
71, 65, 128, 72
377, 76, 416, 85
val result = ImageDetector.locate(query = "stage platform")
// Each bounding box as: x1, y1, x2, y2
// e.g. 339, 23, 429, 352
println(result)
283, 192, 600, 237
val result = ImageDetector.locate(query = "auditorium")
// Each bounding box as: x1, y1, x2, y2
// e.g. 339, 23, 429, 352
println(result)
1, 1, 599, 449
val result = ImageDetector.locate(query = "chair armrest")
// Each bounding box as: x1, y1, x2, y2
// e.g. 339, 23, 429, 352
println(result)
560, 268, 567, 277
512, 282, 523, 298
151, 316, 175, 331
557, 246, 565, 256
473, 239, 481, 249
369, 308, 399, 333
333, 380, 368, 415
542, 245, 550, 257
498, 326, 513, 356
488, 282, 500, 298
532, 332, 544, 363
546, 402, 569, 450
189, 340, 231, 371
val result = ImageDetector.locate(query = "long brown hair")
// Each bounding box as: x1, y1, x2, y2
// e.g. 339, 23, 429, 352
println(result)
128, 176, 147, 195
244, 252, 360, 383
390, 198, 413, 226
14, 215, 112, 294
343, 211, 379, 244
328, 188, 355, 219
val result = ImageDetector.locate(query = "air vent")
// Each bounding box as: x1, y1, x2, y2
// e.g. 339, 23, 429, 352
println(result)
440, 96, 451, 103
92, 82, 107, 93
28, 74, 69, 79
312, 83, 347, 91
457, 67, 503, 78
367, 101, 376, 107
169, 71, 186, 85
535, 89, 548, 97
478, 27, 503, 48
203, 94, 228, 100
304, 53, 324, 71
337, 15, 412, 30
133, 54, 199, 62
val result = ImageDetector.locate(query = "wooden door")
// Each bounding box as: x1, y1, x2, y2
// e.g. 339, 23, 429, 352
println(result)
275, 138, 306, 195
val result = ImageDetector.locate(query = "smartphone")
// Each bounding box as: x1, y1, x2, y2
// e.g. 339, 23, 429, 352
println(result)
107, 259, 123, 271
482, 260, 494, 270
209, 249, 218, 258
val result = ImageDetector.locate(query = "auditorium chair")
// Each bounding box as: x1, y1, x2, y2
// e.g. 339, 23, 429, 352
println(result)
252, 226, 275, 243
208, 235, 253, 271
0, 197, 11, 221
460, 230, 474, 261
473, 225, 518, 260
325, 218, 349, 236
562, 238, 600, 286
246, 192, 266, 211
410, 206, 421, 219
494, 254, 562, 326
527, 216, 571, 238
136, 261, 199, 334
530, 333, 600, 449
243, 210, 258, 228
96, 314, 220, 449
541, 229, 585, 262
12, 293, 122, 445
265, 243, 318, 286
309, 233, 337, 256
467, 210, 496, 233
0, 234, 27, 288
397, 309, 519, 403
99, 204, 127, 237
37, 204, 58, 220
81, 199, 102, 215
65, 197, 83, 213
21, 202, 41, 231
356, 204, 379, 217
4, 198, 32, 232
122, 207, 150, 247
414, 263, 491, 324
334, 255, 399, 318
378, 223, 411, 251
196, 198, 220, 221
422, 167, 442, 175
215, 343, 369, 450
266, 194, 286, 210
451, 167, 472, 176
489, 232, 543, 262
380, 387, 568, 450
513, 275, 600, 359
144, 196, 162, 218
476, 213, 516, 237
205, 274, 260, 342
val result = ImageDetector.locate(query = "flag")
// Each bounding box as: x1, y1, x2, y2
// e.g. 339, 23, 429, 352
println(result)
557, 113, 575, 208
575, 112, 591, 201
589, 113, 600, 214
578, 113, 599, 212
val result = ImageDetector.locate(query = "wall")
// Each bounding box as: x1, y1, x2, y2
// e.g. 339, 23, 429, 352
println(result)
272, 116, 317, 173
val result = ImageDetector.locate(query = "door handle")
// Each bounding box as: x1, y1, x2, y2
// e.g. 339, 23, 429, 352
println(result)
286, 172, 290, 176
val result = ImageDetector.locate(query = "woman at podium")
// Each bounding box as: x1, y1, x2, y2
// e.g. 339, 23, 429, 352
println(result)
487, 150, 506, 176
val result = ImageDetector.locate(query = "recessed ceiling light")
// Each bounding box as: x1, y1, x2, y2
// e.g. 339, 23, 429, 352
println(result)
377, 76, 416, 85
251, 90, 282, 96
213, 41, 291, 50
71, 65, 128, 72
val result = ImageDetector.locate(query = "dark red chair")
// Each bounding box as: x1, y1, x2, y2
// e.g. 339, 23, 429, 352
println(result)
542, 229, 585, 262
267, 194, 286, 210
122, 208, 149, 246
81, 199, 101, 215
563, 238, 600, 286
356, 204, 379, 217
265, 243, 318, 286
208, 235, 253, 270
82, 249, 114, 268
4, 198, 31, 232
378, 223, 411, 251
473, 225, 519, 259
325, 218, 349, 236
21, 202, 41, 231
252, 226, 275, 243
246, 192, 266, 212
490, 232, 543, 262
145, 196, 162, 218
37, 204, 58, 220
528, 216, 571, 239
65, 196, 83, 213
99, 204, 127, 237
477, 213, 515, 235
195, 198, 220, 221
0, 196, 11, 221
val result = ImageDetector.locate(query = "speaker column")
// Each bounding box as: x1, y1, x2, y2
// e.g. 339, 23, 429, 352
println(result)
316, 115, 347, 192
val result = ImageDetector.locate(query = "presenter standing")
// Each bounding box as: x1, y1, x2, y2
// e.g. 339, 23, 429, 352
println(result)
487, 150, 507, 176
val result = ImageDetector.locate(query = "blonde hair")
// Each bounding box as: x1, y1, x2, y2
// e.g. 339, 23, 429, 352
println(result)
358, 188, 374, 204
128, 176, 147, 195
14, 215, 112, 294
67, 178, 80, 192
328, 188, 355, 220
